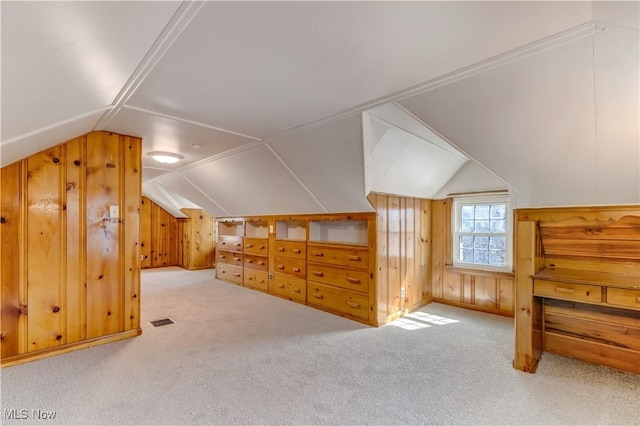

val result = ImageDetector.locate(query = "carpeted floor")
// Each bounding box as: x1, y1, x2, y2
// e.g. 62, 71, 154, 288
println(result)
1, 267, 639, 425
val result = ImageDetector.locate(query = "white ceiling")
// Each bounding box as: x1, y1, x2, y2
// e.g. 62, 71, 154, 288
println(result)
2, 1, 638, 214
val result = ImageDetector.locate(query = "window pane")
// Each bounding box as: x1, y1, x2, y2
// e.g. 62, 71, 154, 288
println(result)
461, 219, 474, 232
475, 205, 490, 219
473, 236, 488, 249
490, 204, 506, 219
489, 236, 506, 250
461, 205, 475, 219
474, 250, 489, 264
461, 249, 474, 262
475, 220, 489, 232
460, 235, 474, 248
490, 250, 506, 266
490, 219, 505, 233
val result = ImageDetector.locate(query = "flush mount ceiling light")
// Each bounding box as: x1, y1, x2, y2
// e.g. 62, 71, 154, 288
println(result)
148, 151, 183, 164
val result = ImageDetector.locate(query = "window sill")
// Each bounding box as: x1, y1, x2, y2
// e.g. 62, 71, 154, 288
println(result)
445, 264, 515, 279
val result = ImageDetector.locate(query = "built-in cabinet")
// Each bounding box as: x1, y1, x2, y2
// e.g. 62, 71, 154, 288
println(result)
215, 199, 432, 326
514, 206, 640, 374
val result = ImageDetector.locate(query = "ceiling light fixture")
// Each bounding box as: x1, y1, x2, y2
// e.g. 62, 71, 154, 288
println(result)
148, 151, 183, 164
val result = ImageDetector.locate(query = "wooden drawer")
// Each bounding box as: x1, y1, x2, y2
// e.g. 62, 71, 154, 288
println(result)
307, 243, 368, 270
244, 270, 269, 292
217, 235, 243, 252
307, 282, 369, 322
274, 256, 306, 279
244, 237, 268, 255
217, 250, 243, 266
216, 263, 243, 285
244, 254, 268, 271
271, 273, 306, 303
607, 287, 640, 310
307, 263, 369, 293
274, 240, 306, 259
534, 279, 602, 304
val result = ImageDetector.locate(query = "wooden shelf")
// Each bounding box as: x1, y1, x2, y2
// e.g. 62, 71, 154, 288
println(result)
533, 267, 639, 290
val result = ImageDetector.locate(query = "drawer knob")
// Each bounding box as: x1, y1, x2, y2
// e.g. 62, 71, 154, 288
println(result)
220, 255, 226, 259
259, 280, 265, 284
246, 244, 253, 248
236, 243, 241, 247
233, 257, 241, 261
233, 273, 241, 277
247, 259, 253, 263
278, 247, 285, 252
311, 252, 324, 257
277, 265, 285, 270
260, 245, 265, 249
293, 249, 301, 254
221, 270, 226, 274
313, 271, 324, 277
278, 284, 285, 289
258, 261, 265, 266
346, 277, 360, 284
248, 276, 254, 281
555, 287, 575, 294
313, 293, 323, 299
293, 267, 301, 273
348, 256, 361, 262
294, 289, 301, 293
636, 296, 640, 303
346, 301, 360, 309
221, 242, 226, 245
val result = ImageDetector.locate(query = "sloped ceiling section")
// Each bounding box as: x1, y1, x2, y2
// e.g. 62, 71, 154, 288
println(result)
399, 7, 639, 208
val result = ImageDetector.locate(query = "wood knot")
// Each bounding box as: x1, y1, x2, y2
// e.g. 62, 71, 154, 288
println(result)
52, 306, 60, 313
0, 217, 6, 224
52, 157, 60, 164
56, 335, 62, 340
73, 160, 81, 167
66, 182, 76, 191
107, 311, 112, 316
98, 274, 104, 279
133, 294, 137, 298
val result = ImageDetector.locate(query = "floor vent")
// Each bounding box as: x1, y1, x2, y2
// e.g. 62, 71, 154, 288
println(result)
150, 318, 174, 327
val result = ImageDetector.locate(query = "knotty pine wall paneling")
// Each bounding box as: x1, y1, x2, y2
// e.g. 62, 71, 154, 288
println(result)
369, 193, 431, 324
181, 208, 215, 270
0, 131, 142, 366
140, 197, 152, 268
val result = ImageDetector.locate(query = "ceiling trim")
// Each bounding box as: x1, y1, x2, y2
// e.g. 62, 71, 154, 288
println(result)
118, 104, 262, 141
94, 0, 206, 130
263, 21, 596, 145
178, 174, 231, 216
2, 106, 111, 146
263, 143, 329, 213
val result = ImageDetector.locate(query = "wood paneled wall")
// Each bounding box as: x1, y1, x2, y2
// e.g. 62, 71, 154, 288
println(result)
181, 208, 215, 270
139, 200, 215, 270
368, 194, 431, 324
430, 199, 515, 317
140, 197, 183, 269
0, 131, 142, 366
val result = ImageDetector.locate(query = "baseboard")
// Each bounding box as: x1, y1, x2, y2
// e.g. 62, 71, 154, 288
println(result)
1, 328, 142, 368
433, 298, 514, 318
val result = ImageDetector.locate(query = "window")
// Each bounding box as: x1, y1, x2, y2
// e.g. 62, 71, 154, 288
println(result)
453, 197, 512, 271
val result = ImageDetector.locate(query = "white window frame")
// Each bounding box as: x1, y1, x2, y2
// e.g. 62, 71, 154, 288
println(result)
452, 195, 512, 272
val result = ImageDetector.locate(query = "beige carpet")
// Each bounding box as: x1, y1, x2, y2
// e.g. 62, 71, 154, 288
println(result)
1, 266, 639, 425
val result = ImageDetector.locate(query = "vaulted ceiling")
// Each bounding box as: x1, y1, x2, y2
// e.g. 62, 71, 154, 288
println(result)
2, 1, 638, 216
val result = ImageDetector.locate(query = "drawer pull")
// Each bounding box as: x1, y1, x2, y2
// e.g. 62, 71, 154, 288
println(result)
246, 259, 253, 263
346, 277, 361, 284
258, 261, 265, 266
248, 276, 254, 281
221, 242, 226, 245
293, 267, 301, 273
345, 301, 360, 309
259, 280, 265, 284
260, 245, 265, 249
278, 284, 285, 289
294, 288, 301, 293
278, 247, 285, 252
233, 257, 241, 261
313, 293, 324, 300
311, 252, 324, 257
246, 244, 253, 248
277, 265, 285, 270
221, 270, 226, 274
220, 255, 226, 259
293, 249, 301, 254
348, 256, 361, 262
233, 273, 241, 277
235, 243, 242, 247
313, 271, 324, 277
555, 287, 575, 294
